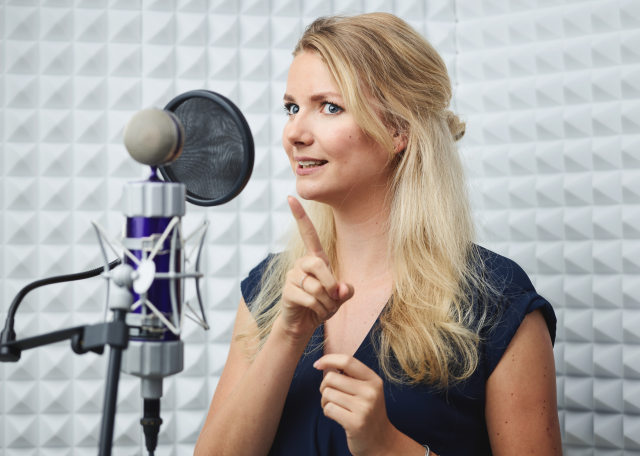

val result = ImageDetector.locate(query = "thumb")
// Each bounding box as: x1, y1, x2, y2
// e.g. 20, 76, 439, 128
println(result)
337, 283, 354, 303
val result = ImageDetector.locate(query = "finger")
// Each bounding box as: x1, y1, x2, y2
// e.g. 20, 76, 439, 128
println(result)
288, 196, 328, 261
338, 283, 355, 302
297, 274, 338, 313
300, 257, 339, 300
284, 284, 331, 318
314, 354, 375, 381
321, 387, 356, 411
322, 401, 352, 429
320, 371, 361, 396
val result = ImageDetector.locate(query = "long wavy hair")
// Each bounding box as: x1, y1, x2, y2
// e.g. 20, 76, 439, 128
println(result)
237, 13, 500, 389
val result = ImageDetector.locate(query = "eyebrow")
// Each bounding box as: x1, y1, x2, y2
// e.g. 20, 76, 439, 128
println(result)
283, 92, 343, 103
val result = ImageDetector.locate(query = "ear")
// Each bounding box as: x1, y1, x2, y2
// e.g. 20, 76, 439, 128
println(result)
392, 131, 408, 155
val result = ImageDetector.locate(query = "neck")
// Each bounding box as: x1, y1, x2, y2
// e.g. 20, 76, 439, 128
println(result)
329, 182, 393, 286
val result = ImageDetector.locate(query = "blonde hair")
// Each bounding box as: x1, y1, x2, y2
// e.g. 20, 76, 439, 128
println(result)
237, 13, 499, 389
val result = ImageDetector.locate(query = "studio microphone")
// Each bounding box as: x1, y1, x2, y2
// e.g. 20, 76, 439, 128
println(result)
0, 90, 254, 456
91, 107, 197, 456
93, 90, 255, 455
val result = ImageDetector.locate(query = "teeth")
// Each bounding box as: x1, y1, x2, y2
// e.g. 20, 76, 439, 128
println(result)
299, 160, 326, 169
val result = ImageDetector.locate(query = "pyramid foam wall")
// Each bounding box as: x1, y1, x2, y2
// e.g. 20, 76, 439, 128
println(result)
455, 0, 640, 453
0, 0, 456, 454
6, 0, 636, 454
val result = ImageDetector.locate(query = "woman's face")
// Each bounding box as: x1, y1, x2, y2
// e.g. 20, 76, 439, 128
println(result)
282, 51, 398, 206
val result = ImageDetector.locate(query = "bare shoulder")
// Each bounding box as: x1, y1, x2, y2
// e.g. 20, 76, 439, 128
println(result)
485, 309, 562, 455
202, 298, 259, 421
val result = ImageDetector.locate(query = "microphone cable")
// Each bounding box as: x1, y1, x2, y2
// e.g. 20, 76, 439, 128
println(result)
0, 259, 122, 346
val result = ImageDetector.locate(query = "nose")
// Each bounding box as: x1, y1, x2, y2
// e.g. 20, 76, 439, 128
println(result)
284, 112, 314, 149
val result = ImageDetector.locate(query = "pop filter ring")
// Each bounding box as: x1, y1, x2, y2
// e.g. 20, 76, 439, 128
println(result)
159, 90, 255, 207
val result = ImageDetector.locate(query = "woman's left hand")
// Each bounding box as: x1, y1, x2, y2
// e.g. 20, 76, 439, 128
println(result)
314, 354, 399, 456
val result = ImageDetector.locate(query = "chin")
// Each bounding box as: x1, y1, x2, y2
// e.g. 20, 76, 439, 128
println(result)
295, 182, 333, 204
295, 186, 321, 202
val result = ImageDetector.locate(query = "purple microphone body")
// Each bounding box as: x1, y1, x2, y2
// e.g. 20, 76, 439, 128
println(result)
120, 167, 187, 401
125, 214, 180, 342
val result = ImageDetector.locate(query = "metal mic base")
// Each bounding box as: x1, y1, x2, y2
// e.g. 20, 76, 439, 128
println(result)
122, 339, 184, 398
121, 340, 184, 455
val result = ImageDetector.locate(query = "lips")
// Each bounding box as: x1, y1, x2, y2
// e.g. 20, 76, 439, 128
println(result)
296, 160, 327, 175
295, 154, 327, 163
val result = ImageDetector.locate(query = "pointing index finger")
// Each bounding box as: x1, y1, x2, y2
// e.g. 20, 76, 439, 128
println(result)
288, 196, 326, 259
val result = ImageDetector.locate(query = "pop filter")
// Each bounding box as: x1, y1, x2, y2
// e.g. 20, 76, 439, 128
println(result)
158, 90, 254, 206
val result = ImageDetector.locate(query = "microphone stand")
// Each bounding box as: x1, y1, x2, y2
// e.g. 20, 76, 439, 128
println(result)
99, 289, 132, 456
0, 284, 132, 456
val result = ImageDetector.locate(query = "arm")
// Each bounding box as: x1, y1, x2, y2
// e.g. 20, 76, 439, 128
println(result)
195, 196, 354, 456
485, 309, 562, 455
194, 298, 313, 456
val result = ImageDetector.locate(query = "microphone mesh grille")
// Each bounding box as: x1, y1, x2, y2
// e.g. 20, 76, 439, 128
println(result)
165, 97, 244, 200
123, 109, 180, 166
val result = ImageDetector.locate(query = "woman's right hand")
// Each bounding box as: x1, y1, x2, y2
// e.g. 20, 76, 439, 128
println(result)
280, 196, 354, 341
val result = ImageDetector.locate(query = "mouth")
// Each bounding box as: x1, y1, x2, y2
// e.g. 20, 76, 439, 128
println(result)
297, 160, 328, 169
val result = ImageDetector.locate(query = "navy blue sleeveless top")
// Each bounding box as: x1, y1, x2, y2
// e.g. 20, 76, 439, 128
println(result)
240, 246, 556, 456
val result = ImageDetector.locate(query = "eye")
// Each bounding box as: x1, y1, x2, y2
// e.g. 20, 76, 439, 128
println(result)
322, 102, 342, 115
284, 103, 299, 116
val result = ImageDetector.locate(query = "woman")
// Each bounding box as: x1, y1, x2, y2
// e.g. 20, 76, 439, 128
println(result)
195, 13, 561, 456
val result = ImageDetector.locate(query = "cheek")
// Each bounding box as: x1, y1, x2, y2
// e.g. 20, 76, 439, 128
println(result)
324, 125, 365, 164
329, 130, 384, 177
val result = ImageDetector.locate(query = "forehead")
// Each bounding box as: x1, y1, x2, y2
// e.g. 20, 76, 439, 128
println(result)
285, 51, 342, 99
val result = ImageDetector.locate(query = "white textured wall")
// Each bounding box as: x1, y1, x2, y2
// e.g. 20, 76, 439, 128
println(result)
7, 0, 640, 455
0, 0, 456, 455
456, 0, 640, 454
